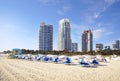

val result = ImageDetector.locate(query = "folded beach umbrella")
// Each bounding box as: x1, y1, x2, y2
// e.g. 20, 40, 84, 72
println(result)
64, 57, 71, 64
46, 55, 54, 58
53, 57, 59, 63
59, 55, 67, 59
70, 55, 80, 60
44, 56, 49, 61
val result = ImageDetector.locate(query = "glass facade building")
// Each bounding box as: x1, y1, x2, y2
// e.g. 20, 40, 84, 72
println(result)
39, 22, 53, 51
58, 18, 72, 52
72, 43, 78, 52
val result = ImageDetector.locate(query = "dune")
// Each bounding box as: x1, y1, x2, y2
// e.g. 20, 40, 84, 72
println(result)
0, 54, 120, 81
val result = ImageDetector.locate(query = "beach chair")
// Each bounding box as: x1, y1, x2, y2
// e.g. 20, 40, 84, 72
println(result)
63, 57, 71, 65
44, 56, 49, 62
79, 58, 90, 67
36, 56, 40, 61
91, 59, 99, 65
53, 57, 59, 63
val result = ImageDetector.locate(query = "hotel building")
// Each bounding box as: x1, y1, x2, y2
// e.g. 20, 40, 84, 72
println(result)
58, 18, 72, 52
39, 22, 53, 51
82, 30, 93, 52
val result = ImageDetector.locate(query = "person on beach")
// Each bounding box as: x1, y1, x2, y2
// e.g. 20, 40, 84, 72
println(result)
109, 56, 111, 60
102, 57, 107, 62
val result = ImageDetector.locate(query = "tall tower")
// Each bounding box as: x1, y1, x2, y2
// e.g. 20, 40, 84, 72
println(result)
115, 40, 120, 49
58, 18, 72, 52
72, 43, 78, 52
96, 43, 103, 51
39, 22, 53, 51
82, 29, 93, 52
112, 40, 120, 50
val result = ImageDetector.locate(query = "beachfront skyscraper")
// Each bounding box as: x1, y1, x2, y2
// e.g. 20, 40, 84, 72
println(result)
82, 29, 93, 52
112, 40, 120, 50
72, 43, 78, 52
96, 43, 103, 51
39, 22, 53, 51
58, 18, 72, 52
115, 40, 120, 49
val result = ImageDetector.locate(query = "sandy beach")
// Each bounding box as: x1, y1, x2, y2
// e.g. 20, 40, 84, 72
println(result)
0, 54, 120, 81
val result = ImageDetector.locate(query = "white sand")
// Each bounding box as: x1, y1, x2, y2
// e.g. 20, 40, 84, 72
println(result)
0, 54, 120, 81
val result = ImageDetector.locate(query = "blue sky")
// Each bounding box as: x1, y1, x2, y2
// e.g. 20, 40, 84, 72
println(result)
0, 0, 120, 52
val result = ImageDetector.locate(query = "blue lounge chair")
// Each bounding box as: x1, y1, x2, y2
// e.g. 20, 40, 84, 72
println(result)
66, 57, 71, 63
79, 58, 90, 66
63, 57, 71, 64
44, 57, 49, 62
53, 57, 59, 63
91, 59, 99, 65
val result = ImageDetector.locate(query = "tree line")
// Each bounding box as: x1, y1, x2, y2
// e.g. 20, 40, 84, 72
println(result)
3, 49, 120, 56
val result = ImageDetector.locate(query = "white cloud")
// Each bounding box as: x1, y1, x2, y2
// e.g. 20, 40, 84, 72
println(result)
93, 12, 100, 19
93, 28, 114, 39
38, 0, 72, 15
71, 21, 92, 29
105, 32, 114, 35
63, 6, 72, 12
93, 29, 105, 39
104, 0, 120, 5
37, 0, 62, 5
57, 10, 64, 15
82, 0, 120, 24
71, 23, 81, 29
57, 5, 72, 15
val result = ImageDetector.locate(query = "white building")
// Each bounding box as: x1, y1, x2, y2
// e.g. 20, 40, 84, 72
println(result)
58, 18, 72, 52
112, 40, 120, 50
96, 43, 103, 51
72, 43, 78, 52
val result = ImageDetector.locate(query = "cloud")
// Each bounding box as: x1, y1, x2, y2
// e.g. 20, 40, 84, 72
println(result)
93, 29, 105, 39
71, 20, 93, 29
104, 0, 120, 5
37, 0, 72, 15
71, 23, 81, 29
105, 32, 114, 35
63, 6, 72, 11
93, 12, 101, 19
57, 10, 64, 15
81, 0, 120, 24
93, 28, 114, 39
57, 5, 72, 15
37, 0, 62, 5
71, 23, 82, 39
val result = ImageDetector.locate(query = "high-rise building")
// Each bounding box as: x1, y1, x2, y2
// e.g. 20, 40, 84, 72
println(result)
96, 43, 103, 51
112, 44, 117, 50
112, 40, 120, 50
72, 43, 78, 52
82, 29, 93, 52
115, 40, 120, 49
39, 22, 53, 51
105, 46, 111, 50
58, 18, 72, 52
